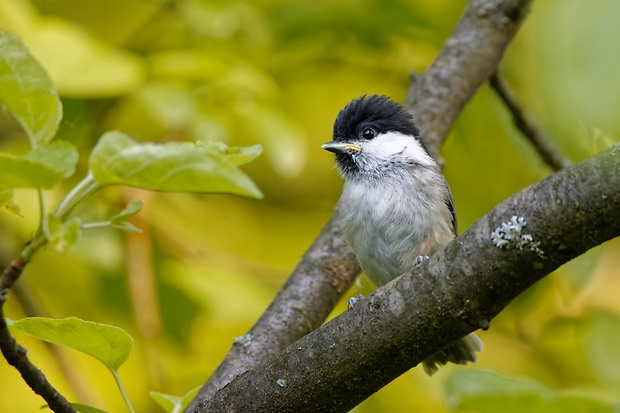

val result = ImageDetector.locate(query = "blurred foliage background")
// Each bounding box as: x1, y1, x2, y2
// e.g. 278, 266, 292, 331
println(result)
1, 0, 619, 412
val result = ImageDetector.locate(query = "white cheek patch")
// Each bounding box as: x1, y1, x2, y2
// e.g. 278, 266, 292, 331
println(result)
364, 131, 435, 166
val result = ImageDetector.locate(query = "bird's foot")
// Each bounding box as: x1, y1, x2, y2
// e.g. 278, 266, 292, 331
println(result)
347, 293, 365, 309
413, 255, 430, 267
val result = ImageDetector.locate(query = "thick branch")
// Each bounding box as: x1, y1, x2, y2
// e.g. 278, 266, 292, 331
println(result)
189, 213, 360, 400
0, 259, 76, 413
489, 72, 572, 171
186, 0, 533, 409
404, 0, 533, 159
194, 143, 620, 413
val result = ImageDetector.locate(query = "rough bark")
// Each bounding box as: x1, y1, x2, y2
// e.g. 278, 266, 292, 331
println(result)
190, 213, 360, 400
186, 0, 534, 410
193, 143, 620, 413
404, 0, 533, 159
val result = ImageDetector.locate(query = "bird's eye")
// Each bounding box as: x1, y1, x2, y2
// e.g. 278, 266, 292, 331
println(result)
361, 127, 375, 140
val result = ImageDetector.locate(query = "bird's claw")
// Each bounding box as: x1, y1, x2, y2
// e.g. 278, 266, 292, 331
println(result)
347, 293, 365, 309
413, 255, 430, 267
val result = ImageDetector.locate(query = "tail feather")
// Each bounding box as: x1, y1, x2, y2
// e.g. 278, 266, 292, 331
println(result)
422, 332, 483, 376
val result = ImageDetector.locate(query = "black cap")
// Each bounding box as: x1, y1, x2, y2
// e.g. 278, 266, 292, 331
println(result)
332, 95, 420, 142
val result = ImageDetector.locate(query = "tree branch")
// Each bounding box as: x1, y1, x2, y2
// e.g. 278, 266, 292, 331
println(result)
10, 280, 99, 405
186, 0, 534, 410
489, 71, 572, 171
0, 258, 76, 413
404, 0, 533, 159
193, 143, 620, 413
188, 213, 360, 401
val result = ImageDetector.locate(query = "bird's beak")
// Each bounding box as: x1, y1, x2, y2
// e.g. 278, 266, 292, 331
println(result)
321, 141, 361, 154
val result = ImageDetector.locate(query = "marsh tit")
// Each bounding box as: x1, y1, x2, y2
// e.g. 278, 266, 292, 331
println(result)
322, 95, 483, 375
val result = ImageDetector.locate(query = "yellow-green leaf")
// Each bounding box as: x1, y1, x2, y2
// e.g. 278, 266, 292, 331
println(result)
109, 199, 143, 225
71, 403, 109, 413
48, 216, 81, 254
89, 131, 263, 199
0, 32, 62, 146
8, 317, 133, 371
107, 199, 143, 233
0, 189, 21, 216
0, 141, 78, 189
196, 140, 263, 166
5, 200, 23, 217
42, 403, 109, 413
150, 386, 201, 413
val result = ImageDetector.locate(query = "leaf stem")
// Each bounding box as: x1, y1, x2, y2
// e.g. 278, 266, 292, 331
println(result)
21, 235, 48, 263
81, 221, 111, 230
37, 188, 50, 239
81, 222, 142, 234
109, 368, 135, 413
55, 172, 103, 220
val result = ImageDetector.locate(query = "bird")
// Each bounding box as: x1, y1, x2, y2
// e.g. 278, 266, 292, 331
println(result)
322, 94, 483, 375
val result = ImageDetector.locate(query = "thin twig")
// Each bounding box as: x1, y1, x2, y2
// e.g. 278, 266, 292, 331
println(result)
0, 259, 76, 413
489, 71, 572, 171
11, 281, 100, 405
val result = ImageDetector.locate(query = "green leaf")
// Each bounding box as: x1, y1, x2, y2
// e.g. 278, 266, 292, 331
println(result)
149, 392, 177, 413
89, 131, 263, 199
71, 404, 110, 413
0, 32, 62, 146
4, 199, 23, 217
48, 216, 81, 254
196, 140, 263, 166
112, 221, 142, 233
42, 403, 109, 413
0, 189, 22, 217
110, 199, 143, 225
23, 141, 78, 177
80, 200, 143, 233
445, 370, 617, 413
150, 386, 201, 413
0, 141, 79, 189
106, 199, 143, 233
8, 317, 133, 371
